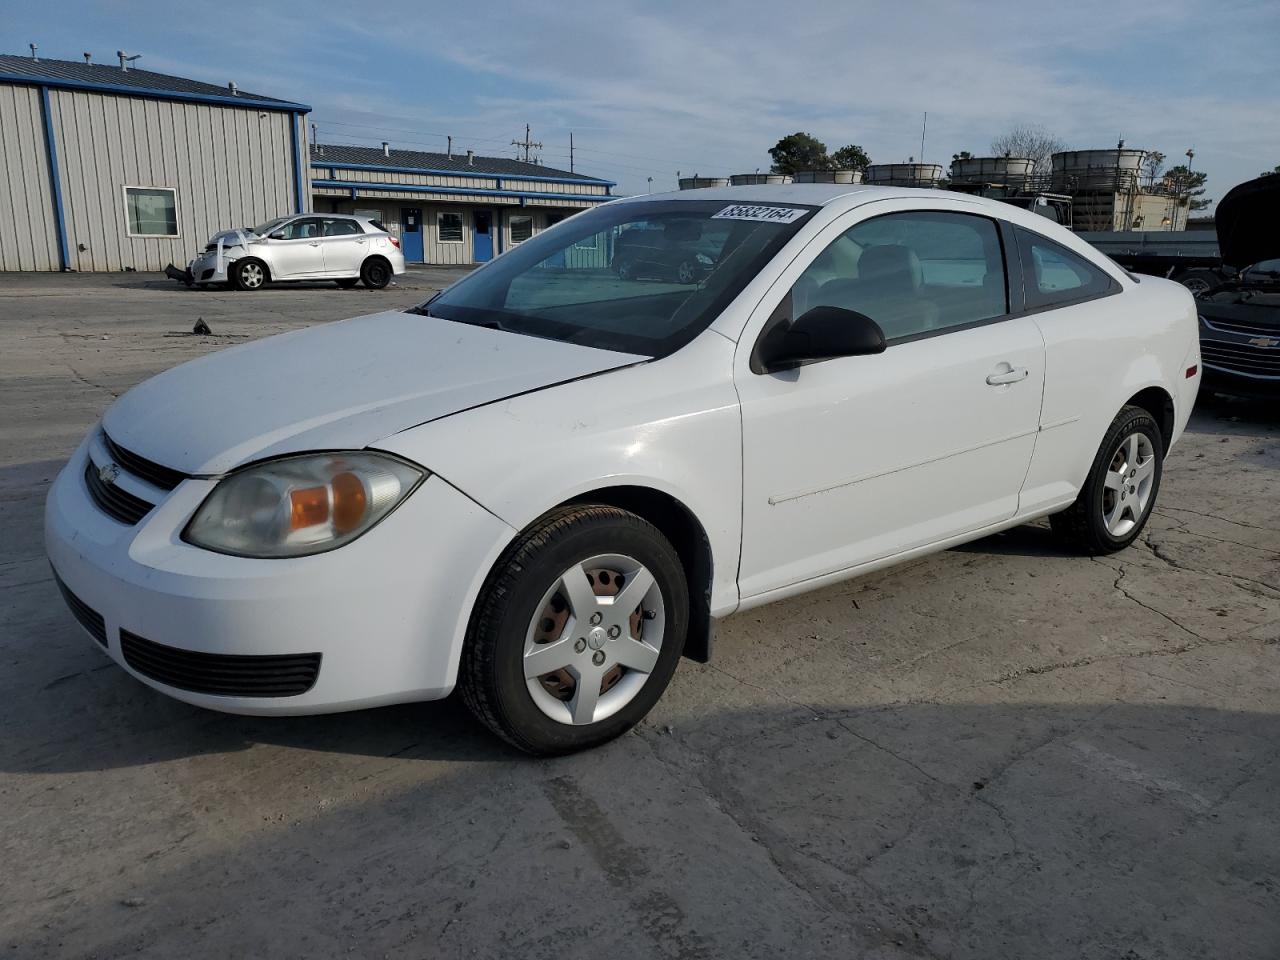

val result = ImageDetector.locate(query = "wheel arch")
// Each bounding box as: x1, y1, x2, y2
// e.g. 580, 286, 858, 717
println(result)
235, 256, 271, 281
1123, 385, 1175, 455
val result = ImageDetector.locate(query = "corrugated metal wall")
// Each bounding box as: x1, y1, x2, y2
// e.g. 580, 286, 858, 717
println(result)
46, 89, 304, 272
0, 84, 60, 271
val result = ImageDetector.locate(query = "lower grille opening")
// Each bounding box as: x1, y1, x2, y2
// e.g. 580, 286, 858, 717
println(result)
120, 630, 321, 698
54, 574, 108, 648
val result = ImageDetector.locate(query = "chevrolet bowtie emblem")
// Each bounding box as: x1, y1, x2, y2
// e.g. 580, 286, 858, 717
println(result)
98, 462, 121, 486
1248, 336, 1279, 348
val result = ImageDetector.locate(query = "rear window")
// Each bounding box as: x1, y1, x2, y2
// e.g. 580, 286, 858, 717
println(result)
368, 220, 389, 233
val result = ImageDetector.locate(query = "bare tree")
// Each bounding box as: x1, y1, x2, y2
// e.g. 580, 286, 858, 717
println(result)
990, 124, 1066, 175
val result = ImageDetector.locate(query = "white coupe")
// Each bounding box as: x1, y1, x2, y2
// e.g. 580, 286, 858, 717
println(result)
47, 186, 1201, 754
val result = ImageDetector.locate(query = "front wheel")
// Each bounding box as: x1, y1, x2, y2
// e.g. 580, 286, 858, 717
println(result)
459, 505, 688, 754
360, 257, 391, 289
1050, 405, 1164, 554
230, 258, 267, 291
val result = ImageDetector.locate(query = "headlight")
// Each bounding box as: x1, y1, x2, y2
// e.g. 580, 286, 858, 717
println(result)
183, 452, 426, 558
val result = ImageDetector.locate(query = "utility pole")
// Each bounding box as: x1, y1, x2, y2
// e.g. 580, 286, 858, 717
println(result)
512, 124, 543, 164
919, 112, 928, 165
569, 132, 574, 173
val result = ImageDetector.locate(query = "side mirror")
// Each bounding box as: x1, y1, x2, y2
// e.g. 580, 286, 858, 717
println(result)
268, 231, 285, 240
758, 306, 886, 372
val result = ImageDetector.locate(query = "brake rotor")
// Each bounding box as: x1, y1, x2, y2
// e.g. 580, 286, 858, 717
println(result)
532, 567, 646, 702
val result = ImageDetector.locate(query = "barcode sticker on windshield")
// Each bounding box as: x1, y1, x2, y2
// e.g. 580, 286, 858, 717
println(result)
712, 204, 807, 224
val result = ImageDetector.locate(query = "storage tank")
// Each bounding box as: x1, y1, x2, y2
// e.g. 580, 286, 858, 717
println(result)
948, 156, 1034, 186
792, 169, 863, 184
728, 173, 794, 185
1050, 149, 1146, 192
864, 163, 944, 187
678, 176, 731, 190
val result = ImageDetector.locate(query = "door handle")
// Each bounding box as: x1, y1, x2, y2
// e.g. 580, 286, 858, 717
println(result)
986, 367, 1029, 386
308, 241, 321, 246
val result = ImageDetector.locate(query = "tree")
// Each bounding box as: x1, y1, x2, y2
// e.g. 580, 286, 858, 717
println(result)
1142, 150, 1166, 189
1261, 164, 1280, 177
990, 124, 1065, 175
829, 144, 871, 172
952, 150, 974, 162
1162, 164, 1211, 210
769, 133, 830, 174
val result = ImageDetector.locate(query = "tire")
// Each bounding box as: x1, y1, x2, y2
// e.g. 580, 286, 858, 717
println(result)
459, 505, 689, 755
1050, 405, 1164, 554
336, 277, 359, 289
230, 258, 268, 291
360, 257, 391, 289
676, 260, 696, 283
615, 258, 634, 280
1174, 268, 1221, 298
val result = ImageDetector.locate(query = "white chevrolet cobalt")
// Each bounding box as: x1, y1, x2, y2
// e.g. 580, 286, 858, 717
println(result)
48, 186, 1201, 753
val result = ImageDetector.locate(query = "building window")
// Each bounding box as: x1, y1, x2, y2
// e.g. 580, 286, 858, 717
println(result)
438, 212, 464, 244
510, 215, 534, 244
124, 187, 178, 237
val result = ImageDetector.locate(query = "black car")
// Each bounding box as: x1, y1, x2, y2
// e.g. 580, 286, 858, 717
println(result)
1196, 175, 1280, 397
612, 220, 719, 283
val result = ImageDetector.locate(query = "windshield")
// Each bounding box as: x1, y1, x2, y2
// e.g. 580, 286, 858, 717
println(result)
249, 218, 289, 236
415, 199, 815, 356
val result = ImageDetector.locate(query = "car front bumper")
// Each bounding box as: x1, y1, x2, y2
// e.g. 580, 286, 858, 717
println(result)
45, 435, 514, 715
187, 249, 230, 284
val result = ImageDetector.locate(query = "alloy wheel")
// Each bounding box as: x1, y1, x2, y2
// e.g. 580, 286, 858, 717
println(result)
240, 262, 264, 289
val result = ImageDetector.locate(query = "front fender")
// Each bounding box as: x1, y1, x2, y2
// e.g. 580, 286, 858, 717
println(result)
375, 331, 744, 617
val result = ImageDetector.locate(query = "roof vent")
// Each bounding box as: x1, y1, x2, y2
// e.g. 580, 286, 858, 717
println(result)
382, 141, 390, 158
447, 136, 453, 159
29, 43, 38, 62
466, 149, 474, 166
228, 81, 238, 96
117, 50, 141, 72
83, 52, 92, 64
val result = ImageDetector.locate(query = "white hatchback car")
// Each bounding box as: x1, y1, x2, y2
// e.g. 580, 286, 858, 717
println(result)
48, 186, 1201, 753
181, 213, 406, 290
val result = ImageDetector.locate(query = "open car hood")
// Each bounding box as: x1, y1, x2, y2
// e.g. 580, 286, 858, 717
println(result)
1215, 175, 1280, 269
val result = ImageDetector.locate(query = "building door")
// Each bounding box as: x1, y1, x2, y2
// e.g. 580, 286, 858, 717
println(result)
472, 211, 494, 262
400, 207, 424, 263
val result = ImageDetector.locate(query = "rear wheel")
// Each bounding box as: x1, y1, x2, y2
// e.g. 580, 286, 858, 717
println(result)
230, 258, 268, 291
1050, 405, 1163, 554
460, 505, 688, 755
360, 257, 391, 289
336, 277, 359, 289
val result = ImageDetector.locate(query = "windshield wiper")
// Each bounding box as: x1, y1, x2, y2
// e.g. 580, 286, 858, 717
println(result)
405, 306, 504, 331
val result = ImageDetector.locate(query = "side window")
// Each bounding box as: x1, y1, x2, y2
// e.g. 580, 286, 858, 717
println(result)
277, 218, 323, 241
322, 218, 362, 237
791, 211, 1008, 341
438, 212, 464, 244
1016, 228, 1117, 310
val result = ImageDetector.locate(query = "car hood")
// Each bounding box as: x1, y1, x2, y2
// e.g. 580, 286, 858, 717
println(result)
1216, 175, 1280, 269
101, 310, 644, 476
204, 228, 260, 250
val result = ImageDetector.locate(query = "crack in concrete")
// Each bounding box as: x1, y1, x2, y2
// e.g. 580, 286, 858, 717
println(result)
1156, 505, 1277, 534
1104, 561, 1211, 642
1137, 535, 1280, 601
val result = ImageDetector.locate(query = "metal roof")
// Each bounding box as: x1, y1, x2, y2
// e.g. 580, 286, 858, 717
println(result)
311, 143, 613, 185
0, 54, 309, 110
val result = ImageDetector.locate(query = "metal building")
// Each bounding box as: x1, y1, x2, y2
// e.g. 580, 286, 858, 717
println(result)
310, 144, 615, 265
0, 53, 309, 272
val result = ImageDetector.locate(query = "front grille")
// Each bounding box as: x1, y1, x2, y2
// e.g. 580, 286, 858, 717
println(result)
120, 630, 322, 698
1201, 340, 1280, 379
84, 460, 155, 524
1202, 316, 1280, 337
103, 433, 186, 491
54, 574, 108, 647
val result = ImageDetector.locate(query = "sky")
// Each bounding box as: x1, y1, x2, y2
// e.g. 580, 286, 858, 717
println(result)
5, 0, 1279, 207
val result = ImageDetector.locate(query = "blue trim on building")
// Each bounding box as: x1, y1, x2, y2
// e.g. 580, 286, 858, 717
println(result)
0, 72, 310, 112
38, 85, 70, 271
310, 160, 614, 188
289, 112, 305, 214
313, 179, 614, 204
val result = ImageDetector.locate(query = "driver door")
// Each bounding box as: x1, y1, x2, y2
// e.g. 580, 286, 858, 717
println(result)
734, 204, 1046, 600
267, 217, 326, 278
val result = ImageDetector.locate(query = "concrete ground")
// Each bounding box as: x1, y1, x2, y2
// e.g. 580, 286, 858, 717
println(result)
1, 269, 1278, 960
